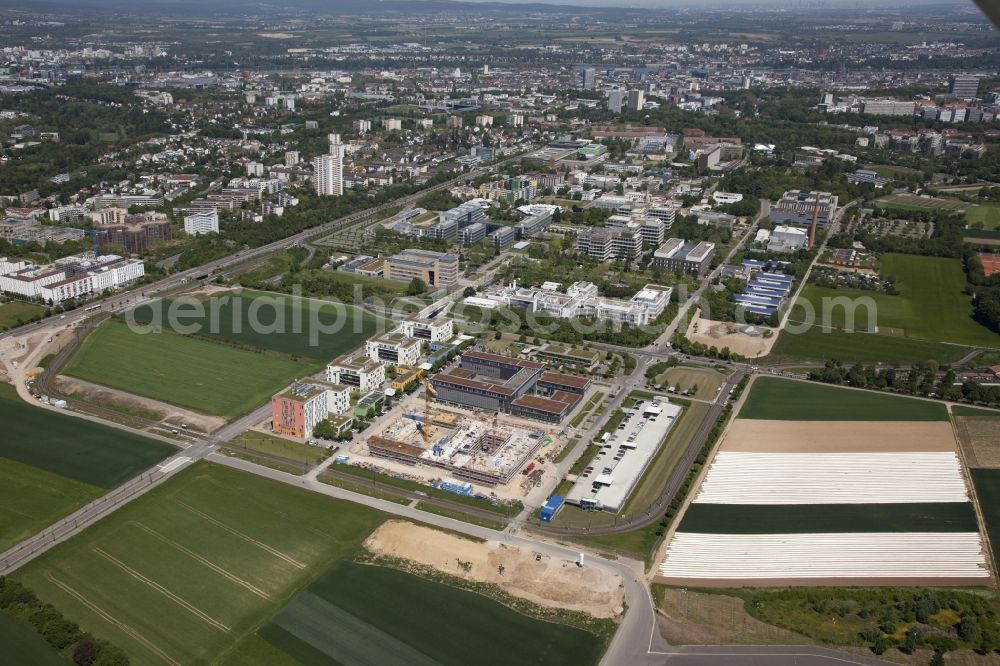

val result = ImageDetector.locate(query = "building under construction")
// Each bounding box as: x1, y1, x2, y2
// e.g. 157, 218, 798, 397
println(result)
366, 408, 547, 487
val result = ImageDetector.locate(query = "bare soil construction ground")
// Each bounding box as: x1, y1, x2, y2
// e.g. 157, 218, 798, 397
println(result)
363, 521, 624, 619
685, 310, 777, 358
955, 416, 1000, 468
54, 376, 225, 434
720, 420, 958, 453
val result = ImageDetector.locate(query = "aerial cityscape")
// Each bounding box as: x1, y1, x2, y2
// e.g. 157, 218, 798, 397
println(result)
0, 0, 998, 664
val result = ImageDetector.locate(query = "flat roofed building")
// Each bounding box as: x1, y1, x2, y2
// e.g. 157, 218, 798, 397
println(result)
401, 315, 453, 343
770, 190, 838, 230
365, 330, 422, 367
326, 353, 386, 393
653, 238, 715, 275
271, 379, 347, 438
384, 249, 459, 288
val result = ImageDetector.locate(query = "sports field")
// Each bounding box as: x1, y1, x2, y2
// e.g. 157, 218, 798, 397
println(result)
13, 463, 385, 666
0, 301, 45, 330
130, 290, 381, 361
247, 561, 605, 666
875, 193, 967, 212
966, 202, 1000, 230
63, 318, 315, 419
0, 383, 174, 552
779, 254, 998, 352
738, 377, 948, 421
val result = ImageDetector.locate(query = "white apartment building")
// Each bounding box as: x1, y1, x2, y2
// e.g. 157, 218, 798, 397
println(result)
353, 119, 372, 133
383, 118, 402, 131
475, 115, 494, 127
365, 331, 422, 367
0, 254, 145, 304
284, 151, 300, 167
400, 315, 454, 343
184, 210, 219, 236
313, 148, 344, 197
326, 354, 386, 393
247, 161, 264, 177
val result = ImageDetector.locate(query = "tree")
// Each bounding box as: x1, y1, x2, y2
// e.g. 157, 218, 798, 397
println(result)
462, 286, 476, 297
930, 651, 946, 666
406, 277, 427, 295
74, 639, 96, 666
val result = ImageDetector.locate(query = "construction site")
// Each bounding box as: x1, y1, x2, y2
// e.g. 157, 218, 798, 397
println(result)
366, 405, 549, 487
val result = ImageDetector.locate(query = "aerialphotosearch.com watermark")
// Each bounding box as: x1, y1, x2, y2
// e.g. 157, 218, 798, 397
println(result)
123, 282, 883, 347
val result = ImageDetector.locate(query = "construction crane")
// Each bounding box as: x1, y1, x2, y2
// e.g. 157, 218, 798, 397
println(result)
418, 374, 436, 446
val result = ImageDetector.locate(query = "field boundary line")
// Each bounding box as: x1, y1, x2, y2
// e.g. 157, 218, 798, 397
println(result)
174, 499, 305, 569
128, 522, 271, 600
93, 546, 231, 632
45, 572, 182, 666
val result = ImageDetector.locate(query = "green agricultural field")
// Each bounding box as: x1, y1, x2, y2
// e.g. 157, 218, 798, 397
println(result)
952, 406, 1000, 417
0, 612, 64, 666
966, 202, 1000, 230
0, 301, 45, 330
13, 463, 385, 666
249, 561, 605, 666
63, 318, 315, 419
679, 503, 978, 534
768, 325, 968, 365
781, 254, 997, 350
656, 367, 725, 400
0, 383, 174, 552
971, 469, 1000, 572
130, 289, 381, 362
739, 377, 948, 421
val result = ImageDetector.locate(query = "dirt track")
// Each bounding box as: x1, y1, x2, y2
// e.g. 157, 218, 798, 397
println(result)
719, 419, 957, 453
364, 521, 624, 619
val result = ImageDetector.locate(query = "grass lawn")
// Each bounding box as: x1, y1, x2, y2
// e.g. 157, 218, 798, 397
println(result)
679, 503, 979, 534
780, 254, 997, 349
739, 377, 949, 421
0, 612, 65, 665
414, 502, 507, 531
971, 469, 1000, 573
966, 202, 1000, 230
331, 463, 523, 516
0, 301, 45, 330
63, 318, 315, 419
226, 431, 329, 466
251, 561, 605, 666
768, 326, 968, 365
13, 463, 385, 666
130, 289, 381, 362
656, 367, 724, 400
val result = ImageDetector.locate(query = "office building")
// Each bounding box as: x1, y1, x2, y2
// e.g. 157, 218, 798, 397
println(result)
95, 215, 172, 253
0, 253, 145, 304
577, 227, 643, 262
183, 210, 219, 236
607, 89, 626, 114
652, 238, 716, 275
949, 75, 980, 100
860, 99, 917, 116
627, 89, 645, 112
769, 190, 839, 230
384, 249, 460, 288
400, 315, 454, 343
582, 67, 597, 90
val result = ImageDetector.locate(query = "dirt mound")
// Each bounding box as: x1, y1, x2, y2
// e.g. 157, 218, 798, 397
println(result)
364, 520, 624, 618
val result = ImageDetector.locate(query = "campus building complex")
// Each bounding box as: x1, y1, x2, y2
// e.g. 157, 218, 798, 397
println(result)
384, 249, 460, 288
652, 238, 716, 275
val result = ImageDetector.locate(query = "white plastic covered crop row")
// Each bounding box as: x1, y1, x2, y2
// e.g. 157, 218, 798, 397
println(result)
694, 452, 969, 505
659, 532, 989, 579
